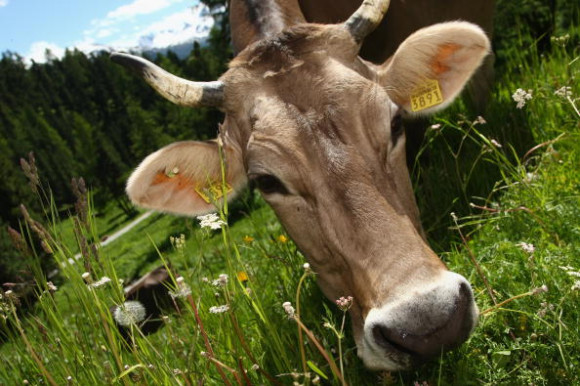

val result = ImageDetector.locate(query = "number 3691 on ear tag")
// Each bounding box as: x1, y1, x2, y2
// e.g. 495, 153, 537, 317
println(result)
410, 79, 443, 112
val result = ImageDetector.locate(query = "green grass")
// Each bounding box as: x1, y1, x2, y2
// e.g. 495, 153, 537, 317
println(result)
1, 26, 580, 386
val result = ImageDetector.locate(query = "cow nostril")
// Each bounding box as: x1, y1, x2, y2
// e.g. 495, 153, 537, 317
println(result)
372, 324, 418, 357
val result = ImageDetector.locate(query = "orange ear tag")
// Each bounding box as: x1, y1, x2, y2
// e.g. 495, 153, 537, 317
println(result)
410, 79, 443, 112
195, 183, 233, 204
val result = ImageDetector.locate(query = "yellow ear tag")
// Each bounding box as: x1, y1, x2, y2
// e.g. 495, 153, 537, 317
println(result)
410, 79, 443, 112
195, 183, 233, 204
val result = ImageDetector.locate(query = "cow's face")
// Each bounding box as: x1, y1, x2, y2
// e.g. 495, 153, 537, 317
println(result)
114, 19, 489, 370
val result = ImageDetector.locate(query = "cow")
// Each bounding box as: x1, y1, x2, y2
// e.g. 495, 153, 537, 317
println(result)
111, 0, 491, 371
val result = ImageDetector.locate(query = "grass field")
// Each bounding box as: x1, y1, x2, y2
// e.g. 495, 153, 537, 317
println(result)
1, 24, 579, 386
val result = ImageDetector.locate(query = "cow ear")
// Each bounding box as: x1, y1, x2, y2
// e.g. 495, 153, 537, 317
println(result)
378, 21, 490, 115
126, 140, 247, 216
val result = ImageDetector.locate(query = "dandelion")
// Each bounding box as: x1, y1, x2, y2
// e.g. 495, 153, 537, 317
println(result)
237, 271, 249, 282
114, 301, 147, 327
512, 88, 533, 109
89, 276, 112, 289
517, 242, 535, 254
209, 304, 230, 314
335, 296, 354, 311
197, 213, 226, 230
243, 235, 255, 243
282, 301, 295, 318
212, 274, 229, 287
554, 86, 573, 98
277, 234, 288, 243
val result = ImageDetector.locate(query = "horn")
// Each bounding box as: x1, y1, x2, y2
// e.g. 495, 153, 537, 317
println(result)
111, 52, 224, 108
344, 0, 391, 44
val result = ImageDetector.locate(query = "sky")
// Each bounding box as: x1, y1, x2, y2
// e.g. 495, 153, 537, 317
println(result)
0, 0, 212, 63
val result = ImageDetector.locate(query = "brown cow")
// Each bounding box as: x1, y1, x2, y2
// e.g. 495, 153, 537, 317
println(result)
112, 0, 490, 370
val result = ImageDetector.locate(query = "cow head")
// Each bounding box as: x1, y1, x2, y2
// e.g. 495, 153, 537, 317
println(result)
112, 0, 490, 371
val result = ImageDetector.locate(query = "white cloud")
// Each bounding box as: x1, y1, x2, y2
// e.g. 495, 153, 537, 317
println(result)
0, 0, 8, 8
26, 41, 65, 64
107, 0, 185, 20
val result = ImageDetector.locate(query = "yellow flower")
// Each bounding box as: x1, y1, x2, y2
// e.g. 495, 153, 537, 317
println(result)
243, 235, 254, 243
237, 271, 249, 282
277, 235, 288, 243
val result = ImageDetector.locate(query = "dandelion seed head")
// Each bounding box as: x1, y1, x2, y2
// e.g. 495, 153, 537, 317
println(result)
114, 301, 147, 326
303, 263, 310, 271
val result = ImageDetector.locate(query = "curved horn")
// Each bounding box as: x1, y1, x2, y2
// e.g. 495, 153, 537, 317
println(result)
111, 52, 224, 108
344, 0, 391, 44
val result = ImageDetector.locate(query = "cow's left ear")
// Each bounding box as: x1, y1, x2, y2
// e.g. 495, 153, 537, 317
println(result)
378, 21, 490, 114
126, 138, 247, 216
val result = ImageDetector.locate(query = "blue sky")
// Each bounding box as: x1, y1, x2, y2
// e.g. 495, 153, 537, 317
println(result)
0, 0, 209, 63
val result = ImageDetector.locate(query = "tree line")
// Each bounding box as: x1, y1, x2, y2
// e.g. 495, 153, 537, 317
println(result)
0, 1, 231, 285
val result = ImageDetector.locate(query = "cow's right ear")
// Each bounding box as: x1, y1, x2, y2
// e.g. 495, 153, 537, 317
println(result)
126, 139, 247, 216
378, 21, 490, 115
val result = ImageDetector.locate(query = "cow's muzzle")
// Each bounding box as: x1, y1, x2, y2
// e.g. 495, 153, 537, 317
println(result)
358, 272, 478, 370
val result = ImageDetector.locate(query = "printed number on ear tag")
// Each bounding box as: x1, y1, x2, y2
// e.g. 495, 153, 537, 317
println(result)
410, 79, 443, 112
195, 183, 233, 204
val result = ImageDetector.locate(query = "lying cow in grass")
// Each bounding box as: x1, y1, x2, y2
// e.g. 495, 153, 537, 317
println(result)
112, 0, 491, 370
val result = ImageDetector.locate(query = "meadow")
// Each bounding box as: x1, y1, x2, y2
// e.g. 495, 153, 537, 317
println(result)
1, 18, 579, 386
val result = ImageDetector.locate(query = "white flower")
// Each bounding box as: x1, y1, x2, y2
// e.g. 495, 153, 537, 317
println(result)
554, 86, 573, 98
89, 276, 112, 289
81, 272, 91, 280
430, 123, 442, 130
114, 301, 146, 326
303, 263, 310, 271
282, 301, 295, 318
209, 304, 230, 314
197, 213, 226, 230
532, 285, 548, 295
169, 279, 192, 299
47, 281, 58, 293
212, 274, 229, 287
474, 116, 487, 125
517, 242, 535, 254
572, 281, 580, 291
512, 88, 533, 109
490, 139, 502, 148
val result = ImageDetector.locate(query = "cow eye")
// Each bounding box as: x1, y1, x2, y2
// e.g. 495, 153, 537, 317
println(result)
250, 174, 289, 195
391, 114, 404, 141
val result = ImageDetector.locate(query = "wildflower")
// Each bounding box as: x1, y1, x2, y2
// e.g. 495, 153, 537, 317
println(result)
532, 285, 548, 295
209, 304, 230, 314
278, 234, 288, 243
170, 234, 186, 249
197, 213, 226, 230
46, 281, 58, 293
490, 139, 502, 148
512, 88, 533, 109
89, 276, 112, 289
335, 296, 354, 311
237, 271, 249, 282
554, 86, 573, 98
303, 263, 311, 271
81, 272, 91, 281
517, 242, 535, 254
474, 116, 487, 125
169, 278, 192, 299
323, 321, 333, 329
282, 301, 295, 319
113, 301, 147, 326
571, 281, 580, 291
251, 364, 260, 371
450, 212, 458, 222
537, 301, 554, 317
429, 123, 442, 130
243, 235, 255, 243
212, 274, 229, 287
